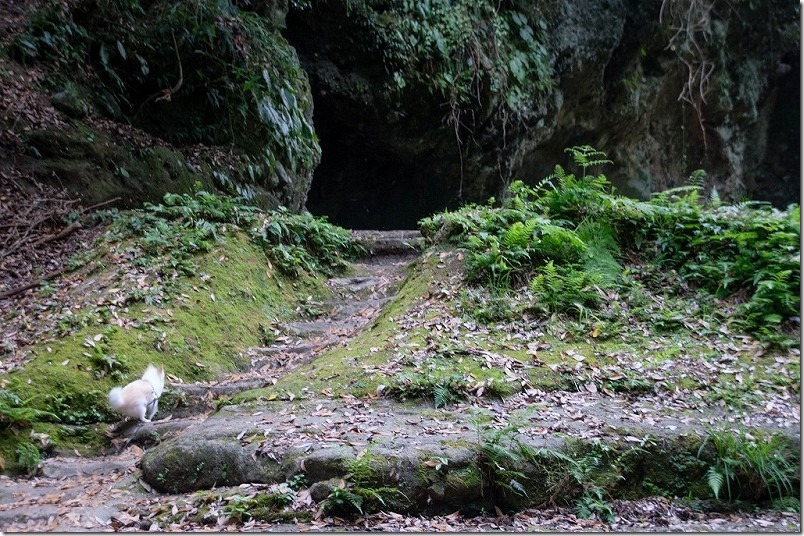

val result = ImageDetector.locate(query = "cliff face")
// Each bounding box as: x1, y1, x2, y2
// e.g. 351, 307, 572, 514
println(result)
3, 0, 798, 227
289, 0, 800, 228
3, 0, 318, 211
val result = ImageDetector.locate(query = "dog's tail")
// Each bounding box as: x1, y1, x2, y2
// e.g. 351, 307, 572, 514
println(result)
108, 387, 125, 410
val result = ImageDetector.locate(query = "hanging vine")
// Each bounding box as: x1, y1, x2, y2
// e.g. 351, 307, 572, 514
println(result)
660, 0, 716, 153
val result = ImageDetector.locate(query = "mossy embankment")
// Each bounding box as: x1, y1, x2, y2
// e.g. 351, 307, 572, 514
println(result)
0, 191, 357, 474
233, 245, 799, 413
1, 234, 328, 469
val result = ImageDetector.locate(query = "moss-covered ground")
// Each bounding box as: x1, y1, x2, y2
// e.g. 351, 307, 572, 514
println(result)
0, 229, 330, 472
234, 246, 799, 416
0, 188, 798, 531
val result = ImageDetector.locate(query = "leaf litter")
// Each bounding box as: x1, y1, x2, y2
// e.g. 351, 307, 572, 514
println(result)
0, 218, 799, 531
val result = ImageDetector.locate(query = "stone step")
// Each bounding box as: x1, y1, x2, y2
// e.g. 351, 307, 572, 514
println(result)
349, 230, 425, 257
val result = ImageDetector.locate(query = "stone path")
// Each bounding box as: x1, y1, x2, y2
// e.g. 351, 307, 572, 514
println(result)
0, 230, 426, 530
0, 229, 799, 532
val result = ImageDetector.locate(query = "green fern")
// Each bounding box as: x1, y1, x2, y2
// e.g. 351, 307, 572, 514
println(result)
15, 442, 43, 474
0, 390, 59, 428
705, 466, 724, 500
547, 164, 575, 190
475, 427, 530, 501
565, 145, 613, 179
433, 384, 454, 409
321, 486, 364, 517
699, 428, 798, 502
529, 259, 557, 295
535, 222, 587, 263
529, 260, 601, 316
576, 486, 615, 522
576, 220, 622, 286
687, 168, 707, 188
422, 145, 799, 341
502, 219, 538, 249
709, 185, 721, 207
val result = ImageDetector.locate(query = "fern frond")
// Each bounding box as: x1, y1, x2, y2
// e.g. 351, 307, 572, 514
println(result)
709, 185, 721, 207
706, 467, 724, 500
774, 270, 792, 284
523, 218, 539, 240
345, 491, 363, 513
688, 168, 707, 187
565, 146, 613, 178
433, 384, 452, 408
547, 164, 573, 188
502, 221, 529, 248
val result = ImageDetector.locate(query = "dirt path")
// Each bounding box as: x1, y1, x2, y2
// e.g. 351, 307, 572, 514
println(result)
0, 230, 799, 532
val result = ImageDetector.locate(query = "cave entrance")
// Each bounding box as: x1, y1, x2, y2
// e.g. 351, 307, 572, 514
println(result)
304, 103, 458, 230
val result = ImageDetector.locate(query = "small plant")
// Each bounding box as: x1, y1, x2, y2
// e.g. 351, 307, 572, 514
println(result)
528, 260, 603, 317
473, 426, 531, 505
319, 484, 364, 518
388, 366, 470, 408
287, 472, 309, 491
106, 188, 362, 305
0, 390, 59, 429
576, 486, 616, 522
223, 486, 295, 524
86, 341, 129, 379
699, 427, 798, 502
15, 442, 43, 475
458, 288, 515, 323
530, 437, 651, 520
346, 452, 408, 512
771, 496, 801, 514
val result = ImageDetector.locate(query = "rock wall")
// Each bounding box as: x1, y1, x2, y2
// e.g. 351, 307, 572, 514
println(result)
6, 0, 317, 211
287, 0, 800, 228
6, 0, 797, 224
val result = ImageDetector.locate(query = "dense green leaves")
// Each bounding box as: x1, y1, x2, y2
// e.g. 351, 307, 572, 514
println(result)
12, 0, 319, 185
252, 207, 364, 276
420, 146, 800, 341
292, 0, 552, 130
110, 187, 362, 280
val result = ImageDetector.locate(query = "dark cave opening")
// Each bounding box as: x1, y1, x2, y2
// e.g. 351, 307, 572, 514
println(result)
753, 49, 801, 208
303, 100, 460, 231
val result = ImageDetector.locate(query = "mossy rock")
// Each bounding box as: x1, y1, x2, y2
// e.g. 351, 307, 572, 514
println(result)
25, 126, 210, 208
141, 437, 283, 493
11, 0, 319, 211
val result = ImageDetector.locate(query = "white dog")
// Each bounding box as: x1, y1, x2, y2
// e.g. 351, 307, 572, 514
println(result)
108, 364, 165, 422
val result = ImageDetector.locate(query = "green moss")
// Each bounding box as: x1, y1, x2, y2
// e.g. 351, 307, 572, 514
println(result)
549, 434, 720, 503
25, 124, 213, 208
0, 431, 35, 475
5, 233, 326, 429
446, 464, 484, 493
37, 422, 110, 455
234, 253, 433, 403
